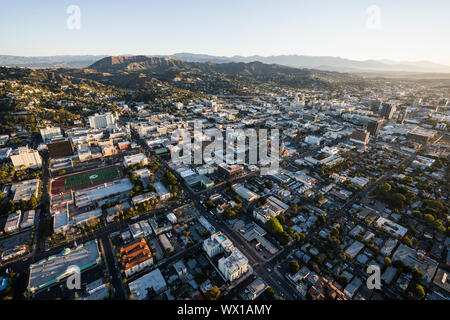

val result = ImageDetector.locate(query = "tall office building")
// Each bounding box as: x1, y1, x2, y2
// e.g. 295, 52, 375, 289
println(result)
350, 129, 370, 145
367, 119, 383, 136
435, 98, 448, 113
367, 100, 382, 113
396, 107, 408, 124
88, 112, 116, 129
380, 103, 396, 120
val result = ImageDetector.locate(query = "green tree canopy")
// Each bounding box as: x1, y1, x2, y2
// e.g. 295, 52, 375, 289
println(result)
205, 286, 221, 300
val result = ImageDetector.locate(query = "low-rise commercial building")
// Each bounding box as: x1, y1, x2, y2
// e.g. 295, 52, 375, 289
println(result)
392, 244, 438, 284
253, 196, 288, 224
154, 182, 170, 201
28, 241, 101, 293
53, 210, 70, 234
240, 278, 267, 300
218, 163, 243, 177
232, 183, 259, 203
11, 178, 40, 203
4, 211, 22, 233
123, 153, 149, 168
20, 209, 35, 229
128, 268, 168, 299
158, 233, 174, 254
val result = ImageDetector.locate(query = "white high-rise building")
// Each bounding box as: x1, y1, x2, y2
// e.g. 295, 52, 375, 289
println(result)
10, 146, 42, 169
88, 112, 116, 129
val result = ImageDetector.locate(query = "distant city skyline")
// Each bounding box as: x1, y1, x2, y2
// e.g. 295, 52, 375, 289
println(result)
1, 0, 450, 65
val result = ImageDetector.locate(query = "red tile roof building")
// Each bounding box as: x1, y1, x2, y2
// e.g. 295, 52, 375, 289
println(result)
120, 238, 154, 277
308, 277, 348, 300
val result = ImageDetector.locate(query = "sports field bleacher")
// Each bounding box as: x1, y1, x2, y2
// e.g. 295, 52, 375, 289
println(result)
64, 166, 121, 189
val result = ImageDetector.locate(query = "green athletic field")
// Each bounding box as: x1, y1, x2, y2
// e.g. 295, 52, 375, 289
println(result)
64, 166, 121, 190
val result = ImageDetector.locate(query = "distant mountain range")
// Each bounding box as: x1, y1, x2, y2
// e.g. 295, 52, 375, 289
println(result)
0, 55, 107, 68
167, 53, 450, 74
1, 53, 450, 74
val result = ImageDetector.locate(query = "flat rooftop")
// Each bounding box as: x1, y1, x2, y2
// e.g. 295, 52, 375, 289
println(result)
391, 244, 438, 284
128, 268, 167, 299
11, 179, 39, 202
28, 240, 101, 293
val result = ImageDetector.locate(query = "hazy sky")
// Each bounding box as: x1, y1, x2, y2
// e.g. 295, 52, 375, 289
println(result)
1, 0, 449, 65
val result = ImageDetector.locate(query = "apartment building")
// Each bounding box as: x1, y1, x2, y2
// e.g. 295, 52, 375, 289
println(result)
120, 238, 154, 277
88, 112, 116, 130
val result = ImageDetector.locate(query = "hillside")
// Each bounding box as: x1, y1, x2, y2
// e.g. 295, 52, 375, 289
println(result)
88, 56, 194, 73
87, 55, 365, 91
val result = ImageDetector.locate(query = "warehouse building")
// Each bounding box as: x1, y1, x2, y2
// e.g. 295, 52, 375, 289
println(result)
28, 240, 101, 293
232, 183, 259, 203
158, 233, 174, 254
4, 211, 22, 233
128, 268, 168, 299
11, 179, 40, 203
20, 209, 35, 229
154, 182, 171, 201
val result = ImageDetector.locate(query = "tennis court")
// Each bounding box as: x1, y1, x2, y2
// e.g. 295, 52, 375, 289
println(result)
64, 166, 121, 189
